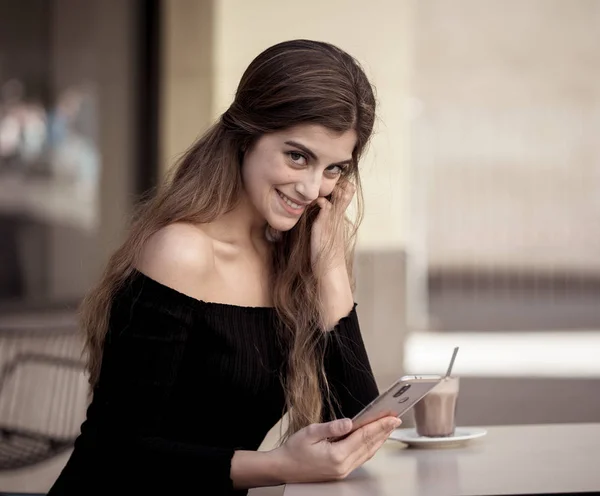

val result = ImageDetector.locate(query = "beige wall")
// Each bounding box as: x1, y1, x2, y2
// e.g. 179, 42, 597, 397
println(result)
160, 0, 214, 177
413, 0, 600, 272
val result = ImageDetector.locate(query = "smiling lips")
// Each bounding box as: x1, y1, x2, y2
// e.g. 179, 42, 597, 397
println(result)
276, 189, 308, 215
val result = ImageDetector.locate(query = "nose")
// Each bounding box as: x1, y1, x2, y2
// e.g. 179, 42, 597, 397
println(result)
294, 172, 321, 201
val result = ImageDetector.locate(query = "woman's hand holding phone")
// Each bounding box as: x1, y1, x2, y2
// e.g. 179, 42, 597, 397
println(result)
270, 416, 401, 484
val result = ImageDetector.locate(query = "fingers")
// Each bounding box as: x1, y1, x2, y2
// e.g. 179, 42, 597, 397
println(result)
317, 181, 355, 213
304, 419, 352, 443
333, 180, 355, 211
359, 419, 399, 460
315, 197, 333, 211
338, 417, 400, 468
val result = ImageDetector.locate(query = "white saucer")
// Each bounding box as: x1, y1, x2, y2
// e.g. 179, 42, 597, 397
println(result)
389, 427, 487, 449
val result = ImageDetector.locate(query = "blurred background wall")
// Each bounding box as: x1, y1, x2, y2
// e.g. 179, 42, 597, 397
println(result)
0, 0, 598, 492
414, 0, 600, 333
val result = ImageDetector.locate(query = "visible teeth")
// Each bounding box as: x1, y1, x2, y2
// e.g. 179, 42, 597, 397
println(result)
278, 191, 302, 209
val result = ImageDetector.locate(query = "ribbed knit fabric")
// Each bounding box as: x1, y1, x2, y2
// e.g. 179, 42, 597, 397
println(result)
48, 270, 379, 495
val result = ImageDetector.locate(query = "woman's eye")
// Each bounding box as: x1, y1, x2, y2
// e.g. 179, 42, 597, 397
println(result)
288, 151, 307, 165
326, 165, 344, 176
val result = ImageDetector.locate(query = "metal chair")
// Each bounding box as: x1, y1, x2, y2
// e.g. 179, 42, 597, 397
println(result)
0, 319, 88, 471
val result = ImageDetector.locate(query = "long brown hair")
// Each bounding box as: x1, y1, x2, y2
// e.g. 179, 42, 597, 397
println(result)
81, 39, 376, 438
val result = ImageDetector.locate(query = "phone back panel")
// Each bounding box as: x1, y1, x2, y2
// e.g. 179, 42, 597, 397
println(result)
351, 375, 442, 431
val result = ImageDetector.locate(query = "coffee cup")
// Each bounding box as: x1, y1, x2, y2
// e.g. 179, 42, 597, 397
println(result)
413, 376, 459, 437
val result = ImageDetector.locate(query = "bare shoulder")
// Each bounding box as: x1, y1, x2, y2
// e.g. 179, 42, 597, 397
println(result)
136, 222, 216, 300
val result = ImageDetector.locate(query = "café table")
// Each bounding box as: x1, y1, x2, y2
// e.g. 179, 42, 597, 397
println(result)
284, 423, 600, 496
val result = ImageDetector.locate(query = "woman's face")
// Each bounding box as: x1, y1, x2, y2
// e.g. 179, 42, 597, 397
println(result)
241, 124, 357, 232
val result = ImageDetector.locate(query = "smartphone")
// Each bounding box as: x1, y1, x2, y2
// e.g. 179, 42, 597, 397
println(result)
332, 374, 443, 440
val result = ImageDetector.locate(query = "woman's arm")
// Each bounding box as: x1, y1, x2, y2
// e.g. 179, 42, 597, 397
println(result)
320, 303, 380, 421
318, 264, 355, 330
312, 187, 379, 419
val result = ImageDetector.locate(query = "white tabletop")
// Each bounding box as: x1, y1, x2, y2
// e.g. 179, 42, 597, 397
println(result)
284, 423, 600, 496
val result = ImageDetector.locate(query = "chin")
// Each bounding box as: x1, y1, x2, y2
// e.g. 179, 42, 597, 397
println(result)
267, 216, 299, 233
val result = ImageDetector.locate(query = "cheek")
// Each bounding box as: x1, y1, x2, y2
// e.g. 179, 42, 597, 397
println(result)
242, 157, 276, 194
241, 165, 259, 196
266, 163, 299, 192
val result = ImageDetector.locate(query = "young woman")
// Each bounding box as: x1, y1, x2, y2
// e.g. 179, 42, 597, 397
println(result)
48, 39, 401, 495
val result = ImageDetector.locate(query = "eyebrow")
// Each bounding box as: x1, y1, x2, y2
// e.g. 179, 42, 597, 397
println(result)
284, 140, 353, 167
